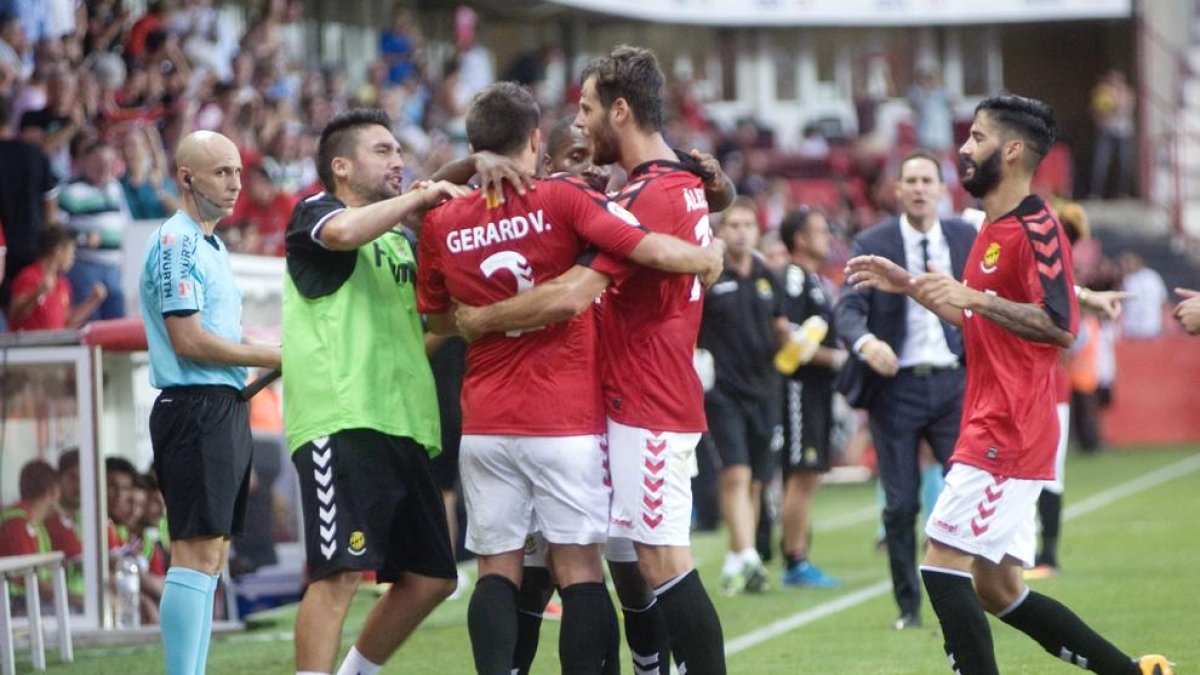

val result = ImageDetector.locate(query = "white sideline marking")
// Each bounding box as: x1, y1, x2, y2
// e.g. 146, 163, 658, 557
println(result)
725, 453, 1200, 657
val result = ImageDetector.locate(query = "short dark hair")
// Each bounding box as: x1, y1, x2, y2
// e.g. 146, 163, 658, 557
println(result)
721, 196, 758, 224
581, 45, 666, 132
546, 115, 578, 158
975, 95, 1057, 170
58, 449, 80, 474
105, 456, 138, 480
466, 82, 540, 156
899, 150, 944, 183
316, 108, 393, 193
779, 207, 822, 254
37, 223, 75, 257
20, 460, 58, 502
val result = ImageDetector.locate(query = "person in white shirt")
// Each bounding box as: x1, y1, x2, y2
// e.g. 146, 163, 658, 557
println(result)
834, 151, 977, 630
1118, 252, 1167, 338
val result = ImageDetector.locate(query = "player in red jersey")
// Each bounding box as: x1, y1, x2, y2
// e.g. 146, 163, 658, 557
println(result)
455, 47, 729, 675
418, 82, 720, 675
846, 95, 1172, 675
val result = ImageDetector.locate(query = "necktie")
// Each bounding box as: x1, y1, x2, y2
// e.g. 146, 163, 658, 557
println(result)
921, 235, 963, 357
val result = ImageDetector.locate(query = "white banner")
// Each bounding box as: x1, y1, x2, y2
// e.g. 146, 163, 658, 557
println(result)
547, 0, 1131, 26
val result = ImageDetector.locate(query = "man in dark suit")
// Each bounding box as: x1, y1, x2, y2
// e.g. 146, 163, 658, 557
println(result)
835, 150, 976, 629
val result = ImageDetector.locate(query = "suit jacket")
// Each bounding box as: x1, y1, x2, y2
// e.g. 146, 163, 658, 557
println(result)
834, 216, 977, 408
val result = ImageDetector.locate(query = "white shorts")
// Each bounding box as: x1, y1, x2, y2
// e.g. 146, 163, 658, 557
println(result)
607, 418, 701, 547
924, 463, 1040, 567
461, 434, 610, 556
1045, 402, 1070, 494
522, 533, 639, 566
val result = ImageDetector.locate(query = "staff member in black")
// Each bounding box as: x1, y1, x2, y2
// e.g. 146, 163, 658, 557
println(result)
834, 150, 975, 629
698, 197, 786, 596
777, 207, 847, 588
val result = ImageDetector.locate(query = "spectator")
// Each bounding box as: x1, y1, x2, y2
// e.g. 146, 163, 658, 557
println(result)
0, 93, 58, 310
6, 223, 106, 330
167, 0, 235, 81
19, 65, 84, 179
223, 162, 296, 256
60, 135, 130, 321
121, 124, 182, 220
1088, 69, 1135, 198
1117, 251, 1166, 338
83, 0, 128, 55
380, 7, 421, 87
0, 460, 60, 610
797, 123, 830, 160
907, 64, 954, 151
124, 1, 166, 65
0, 13, 30, 93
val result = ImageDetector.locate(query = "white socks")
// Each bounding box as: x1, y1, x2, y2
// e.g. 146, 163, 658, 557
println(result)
334, 646, 382, 675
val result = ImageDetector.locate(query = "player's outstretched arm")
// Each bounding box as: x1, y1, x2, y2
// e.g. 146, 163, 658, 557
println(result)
972, 295, 1075, 348
455, 265, 610, 341
165, 314, 282, 369
319, 181, 470, 250
628, 234, 724, 281
1077, 287, 1130, 321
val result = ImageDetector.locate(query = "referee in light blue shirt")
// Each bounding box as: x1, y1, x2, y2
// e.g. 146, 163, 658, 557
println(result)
138, 131, 279, 675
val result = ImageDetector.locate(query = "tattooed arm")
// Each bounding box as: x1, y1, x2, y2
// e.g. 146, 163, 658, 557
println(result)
976, 294, 1074, 348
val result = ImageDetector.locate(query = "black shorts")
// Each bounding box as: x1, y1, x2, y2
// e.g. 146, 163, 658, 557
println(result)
150, 386, 252, 540
705, 386, 781, 483
294, 428, 456, 582
781, 378, 834, 474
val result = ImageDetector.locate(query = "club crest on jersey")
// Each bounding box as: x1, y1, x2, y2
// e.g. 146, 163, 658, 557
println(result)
982, 242, 1001, 274
348, 530, 367, 556
756, 278, 774, 300
606, 201, 641, 227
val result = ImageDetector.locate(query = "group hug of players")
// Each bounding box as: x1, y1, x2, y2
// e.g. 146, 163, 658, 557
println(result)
141, 40, 1173, 675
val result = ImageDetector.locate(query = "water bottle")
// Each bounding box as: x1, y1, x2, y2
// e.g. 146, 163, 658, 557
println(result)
113, 554, 141, 629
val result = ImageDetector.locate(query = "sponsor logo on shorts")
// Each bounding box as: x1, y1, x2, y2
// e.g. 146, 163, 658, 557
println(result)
805, 446, 818, 465
348, 530, 366, 556
932, 518, 958, 534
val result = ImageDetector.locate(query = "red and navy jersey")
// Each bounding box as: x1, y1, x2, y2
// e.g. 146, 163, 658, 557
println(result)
417, 176, 647, 436
955, 195, 1078, 479
591, 160, 712, 432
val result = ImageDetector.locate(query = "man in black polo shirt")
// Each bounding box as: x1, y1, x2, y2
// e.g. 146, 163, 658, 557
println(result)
699, 197, 786, 595
777, 207, 847, 588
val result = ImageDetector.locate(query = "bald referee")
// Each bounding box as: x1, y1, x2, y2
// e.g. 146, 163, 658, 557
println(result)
140, 130, 281, 675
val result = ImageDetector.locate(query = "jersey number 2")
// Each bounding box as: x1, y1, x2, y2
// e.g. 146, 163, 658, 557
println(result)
480, 250, 536, 337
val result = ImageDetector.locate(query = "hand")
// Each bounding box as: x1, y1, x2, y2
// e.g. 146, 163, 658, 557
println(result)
1078, 288, 1131, 321
453, 303, 486, 343
1174, 288, 1200, 336
416, 180, 473, 209
911, 270, 976, 310
700, 239, 726, 288
859, 338, 899, 377
90, 282, 108, 303
844, 255, 912, 294
689, 148, 724, 191
473, 151, 535, 201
